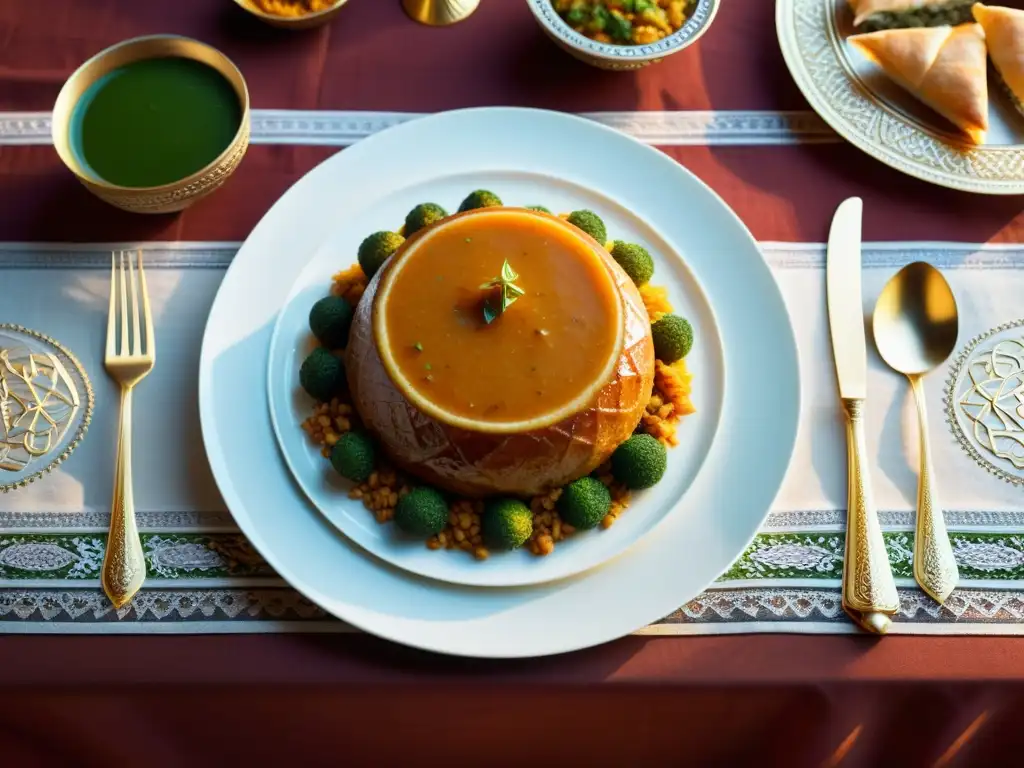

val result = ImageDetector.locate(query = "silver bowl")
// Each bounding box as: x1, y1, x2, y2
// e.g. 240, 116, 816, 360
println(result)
525, 0, 719, 70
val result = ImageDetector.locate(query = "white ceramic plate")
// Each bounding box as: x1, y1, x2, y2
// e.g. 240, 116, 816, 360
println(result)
267, 172, 723, 588
777, 0, 1024, 194
199, 108, 800, 657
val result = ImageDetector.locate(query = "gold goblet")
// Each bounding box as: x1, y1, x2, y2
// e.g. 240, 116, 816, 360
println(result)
402, 0, 480, 26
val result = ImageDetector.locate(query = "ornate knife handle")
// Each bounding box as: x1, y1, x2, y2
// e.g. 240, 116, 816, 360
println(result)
841, 398, 899, 634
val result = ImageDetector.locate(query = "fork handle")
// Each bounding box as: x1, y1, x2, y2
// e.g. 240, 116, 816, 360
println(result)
102, 385, 146, 609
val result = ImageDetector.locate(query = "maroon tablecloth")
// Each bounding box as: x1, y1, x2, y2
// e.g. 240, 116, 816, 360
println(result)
2, 1, 1022, 765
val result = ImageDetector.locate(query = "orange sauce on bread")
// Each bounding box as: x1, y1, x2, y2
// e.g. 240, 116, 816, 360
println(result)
379, 209, 622, 426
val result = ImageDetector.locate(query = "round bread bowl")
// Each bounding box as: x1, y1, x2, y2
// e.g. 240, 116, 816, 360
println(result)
346, 208, 655, 497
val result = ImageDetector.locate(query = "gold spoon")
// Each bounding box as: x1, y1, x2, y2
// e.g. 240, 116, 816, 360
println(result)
872, 262, 959, 604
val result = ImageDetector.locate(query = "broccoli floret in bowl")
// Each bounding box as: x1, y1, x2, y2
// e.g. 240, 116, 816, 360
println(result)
482, 498, 533, 549
330, 431, 375, 483
404, 203, 448, 236
357, 231, 405, 278
308, 295, 354, 349
394, 487, 449, 537
651, 314, 694, 362
525, 205, 552, 214
610, 241, 655, 286
458, 190, 503, 212
566, 209, 607, 244
299, 348, 345, 402
611, 434, 667, 490
557, 476, 611, 530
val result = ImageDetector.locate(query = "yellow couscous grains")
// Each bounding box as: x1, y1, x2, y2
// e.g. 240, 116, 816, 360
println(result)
330, 264, 369, 306
253, 0, 336, 17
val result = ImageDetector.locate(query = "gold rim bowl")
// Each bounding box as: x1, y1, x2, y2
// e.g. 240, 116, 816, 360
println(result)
52, 34, 251, 215
233, 0, 350, 29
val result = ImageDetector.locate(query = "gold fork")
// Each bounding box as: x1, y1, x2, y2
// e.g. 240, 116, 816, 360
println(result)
102, 250, 155, 609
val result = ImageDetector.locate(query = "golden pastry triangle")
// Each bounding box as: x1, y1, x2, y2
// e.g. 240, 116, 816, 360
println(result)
973, 4, 1024, 116
848, 24, 989, 144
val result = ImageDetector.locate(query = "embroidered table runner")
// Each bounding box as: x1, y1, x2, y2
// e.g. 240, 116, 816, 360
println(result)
2, 241, 1021, 633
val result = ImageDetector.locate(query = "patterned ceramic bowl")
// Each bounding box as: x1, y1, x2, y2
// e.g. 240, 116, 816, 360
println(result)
52, 35, 250, 215
525, 0, 719, 70
233, 0, 350, 29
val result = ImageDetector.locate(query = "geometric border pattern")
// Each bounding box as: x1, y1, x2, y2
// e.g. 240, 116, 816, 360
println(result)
0, 324, 96, 493
0, 109, 838, 148
944, 318, 1024, 488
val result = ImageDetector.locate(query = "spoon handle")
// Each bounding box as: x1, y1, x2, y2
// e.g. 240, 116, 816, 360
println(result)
909, 376, 959, 605
841, 398, 898, 632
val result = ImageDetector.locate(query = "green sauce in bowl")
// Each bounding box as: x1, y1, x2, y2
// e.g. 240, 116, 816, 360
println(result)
70, 57, 242, 188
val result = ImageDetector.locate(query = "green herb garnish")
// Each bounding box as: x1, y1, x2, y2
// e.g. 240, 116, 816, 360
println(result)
607, 12, 632, 42
479, 259, 525, 324
566, 7, 587, 25
589, 5, 610, 32
413, 341, 424, 352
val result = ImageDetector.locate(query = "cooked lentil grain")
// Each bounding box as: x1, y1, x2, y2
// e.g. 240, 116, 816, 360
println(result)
551, 0, 693, 46
254, 0, 337, 17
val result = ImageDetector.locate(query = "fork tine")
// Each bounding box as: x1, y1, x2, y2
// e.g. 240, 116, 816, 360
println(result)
118, 251, 129, 357
137, 251, 155, 358
128, 251, 142, 356
106, 252, 117, 359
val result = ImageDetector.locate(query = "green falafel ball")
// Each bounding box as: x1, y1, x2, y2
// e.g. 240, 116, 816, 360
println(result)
330, 432, 375, 483
394, 487, 448, 537
610, 241, 655, 286
404, 203, 448, 236
357, 231, 405, 278
651, 314, 694, 363
611, 434, 667, 490
482, 498, 533, 550
525, 205, 552, 214
299, 348, 345, 402
557, 476, 611, 530
458, 189, 503, 212
566, 210, 607, 244
308, 295, 354, 349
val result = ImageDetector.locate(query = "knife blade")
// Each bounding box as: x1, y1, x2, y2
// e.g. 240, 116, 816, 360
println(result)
827, 197, 866, 400
825, 196, 899, 632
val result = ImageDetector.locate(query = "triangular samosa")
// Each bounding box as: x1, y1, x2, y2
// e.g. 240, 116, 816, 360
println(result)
973, 4, 1024, 115
848, 24, 989, 143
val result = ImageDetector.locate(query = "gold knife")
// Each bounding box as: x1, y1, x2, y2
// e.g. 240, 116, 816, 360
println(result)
826, 197, 899, 635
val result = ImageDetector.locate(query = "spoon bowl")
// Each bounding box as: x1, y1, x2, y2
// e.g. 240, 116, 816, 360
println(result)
872, 260, 960, 605
872, 261, 958, 376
